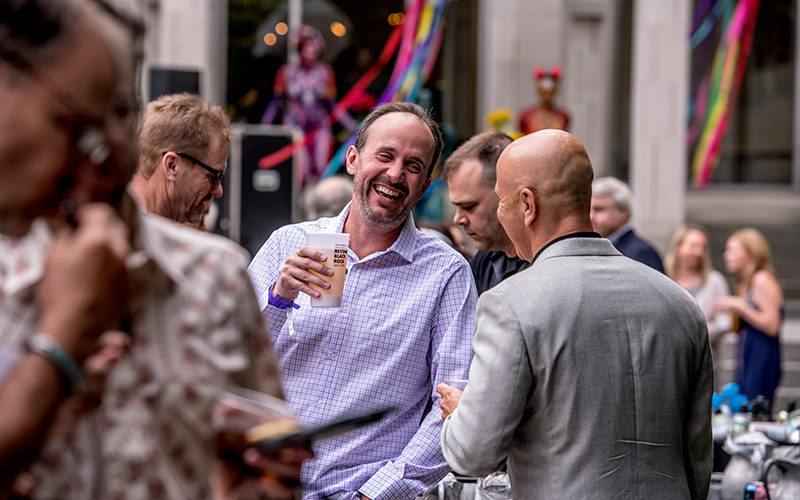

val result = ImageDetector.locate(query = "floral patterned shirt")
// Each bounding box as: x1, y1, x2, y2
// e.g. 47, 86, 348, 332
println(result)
0, 213, 282, 500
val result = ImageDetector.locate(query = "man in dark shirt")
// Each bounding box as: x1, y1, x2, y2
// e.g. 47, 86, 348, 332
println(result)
444, 131, 530, 295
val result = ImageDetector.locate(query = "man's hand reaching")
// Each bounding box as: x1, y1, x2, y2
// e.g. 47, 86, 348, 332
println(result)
436, 383, 463, 420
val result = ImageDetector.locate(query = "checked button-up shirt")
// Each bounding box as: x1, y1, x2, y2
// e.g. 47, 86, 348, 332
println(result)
247, 204, 476, 500
0, 213, 283, 500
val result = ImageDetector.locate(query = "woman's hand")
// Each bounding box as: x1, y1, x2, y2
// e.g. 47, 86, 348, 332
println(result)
714, 296, 746, 315
715, 271, 783, 337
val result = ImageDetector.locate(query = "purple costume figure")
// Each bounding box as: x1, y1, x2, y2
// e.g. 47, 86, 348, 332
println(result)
262, 26, 338, 186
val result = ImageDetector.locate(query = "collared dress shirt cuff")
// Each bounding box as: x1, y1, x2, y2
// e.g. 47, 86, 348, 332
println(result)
267, 282, 299, 309
357, 461, 423, 500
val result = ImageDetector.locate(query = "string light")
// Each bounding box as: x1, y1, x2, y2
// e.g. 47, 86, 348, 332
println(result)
388, 13, 405, 26
330, 21, 346, 37
264, 33, 277, 46
275, 22, 288, 35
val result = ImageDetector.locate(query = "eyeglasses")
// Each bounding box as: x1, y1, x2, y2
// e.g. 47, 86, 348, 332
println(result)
172, 152, 224, 184
1, 49, 111, 166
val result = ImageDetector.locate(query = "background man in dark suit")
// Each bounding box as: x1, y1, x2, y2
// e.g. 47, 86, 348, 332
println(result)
590, 176, 664, 272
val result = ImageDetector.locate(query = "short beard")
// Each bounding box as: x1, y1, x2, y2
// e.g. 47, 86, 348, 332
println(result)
481, 219, 510, 252
351, 186, 413, 231
159, 193, 203, 224
184, 204, 206, 225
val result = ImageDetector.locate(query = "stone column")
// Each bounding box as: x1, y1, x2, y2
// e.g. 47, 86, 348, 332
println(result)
476, 0, 617, 174
628, 0, 691, 253
133, 0, 227, 106
477, 0, 565, 133
562, 0, 618, 177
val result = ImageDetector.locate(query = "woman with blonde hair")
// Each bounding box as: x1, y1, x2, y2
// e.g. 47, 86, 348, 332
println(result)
715, 228, 783, 403
665, 224, 732, 365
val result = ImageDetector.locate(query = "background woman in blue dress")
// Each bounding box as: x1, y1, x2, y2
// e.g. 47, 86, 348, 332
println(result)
715, 228, 784, 406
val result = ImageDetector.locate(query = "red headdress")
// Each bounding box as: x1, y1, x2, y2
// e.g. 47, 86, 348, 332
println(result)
532, 66, 562, 80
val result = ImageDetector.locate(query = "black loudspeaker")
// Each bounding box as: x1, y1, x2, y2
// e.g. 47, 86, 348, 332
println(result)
218, 124, 300, 256
149, 68, 200, 101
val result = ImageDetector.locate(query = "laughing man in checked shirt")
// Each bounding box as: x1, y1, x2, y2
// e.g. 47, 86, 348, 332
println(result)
247, 102, 477, 500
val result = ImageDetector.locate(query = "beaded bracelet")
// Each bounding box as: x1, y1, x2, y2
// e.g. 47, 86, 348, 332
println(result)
25, 332, 85, 395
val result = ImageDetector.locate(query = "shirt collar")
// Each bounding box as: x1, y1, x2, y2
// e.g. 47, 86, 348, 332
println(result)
330, 202, 418, 263
608, 223, 633, 245
386, 213, 418, 262
128, 212, 182, 288
488, 250, 511, 263
0, 209, 177, 301
531, 231, 601, 265
0, 218, 52, 297
326, 202, 350, 233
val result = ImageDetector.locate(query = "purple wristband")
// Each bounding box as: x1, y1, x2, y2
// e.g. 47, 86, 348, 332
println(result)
268, 283, 300, 310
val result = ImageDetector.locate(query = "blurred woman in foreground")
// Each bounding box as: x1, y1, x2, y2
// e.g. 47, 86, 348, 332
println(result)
665, 224, 732, 368
715, 228, 783, 404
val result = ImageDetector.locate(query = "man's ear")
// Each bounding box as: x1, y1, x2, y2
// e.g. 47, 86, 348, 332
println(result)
345, 146, 359, 175
163, 152, 179, 182
422, 176, 432, 194
619, 205, 631, 223
520, 188, 537, 226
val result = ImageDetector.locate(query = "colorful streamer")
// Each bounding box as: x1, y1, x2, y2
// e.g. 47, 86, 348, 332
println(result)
321, 0, 450, 178
258, 0, 451, 177
257, 24, 403, 171
688, 0, 761, 187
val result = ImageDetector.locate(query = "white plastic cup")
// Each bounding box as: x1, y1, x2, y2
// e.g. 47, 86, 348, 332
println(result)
433, 379, 469, 397
445, 379, 468, 391
307, 232, 350, 308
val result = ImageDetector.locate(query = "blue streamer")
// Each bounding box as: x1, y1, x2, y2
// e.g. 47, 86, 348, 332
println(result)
690, 0, 724, 49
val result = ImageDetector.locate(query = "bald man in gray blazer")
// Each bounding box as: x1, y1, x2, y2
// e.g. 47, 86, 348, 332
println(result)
438, 130, 713, 499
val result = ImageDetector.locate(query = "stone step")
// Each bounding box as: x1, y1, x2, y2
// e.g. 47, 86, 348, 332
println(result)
714, 337, 800, 364
784, 344, 800, 362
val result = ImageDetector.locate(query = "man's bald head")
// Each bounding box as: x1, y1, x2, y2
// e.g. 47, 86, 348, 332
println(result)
495, 130, 594, 259
498, 130, 593, 218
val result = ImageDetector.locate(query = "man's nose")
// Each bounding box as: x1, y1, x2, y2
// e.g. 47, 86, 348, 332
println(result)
211, 181, 223, 198
453, 209, 468, 227
386, 160, 405, 181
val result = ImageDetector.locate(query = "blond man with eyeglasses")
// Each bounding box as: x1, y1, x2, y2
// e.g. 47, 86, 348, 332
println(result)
130, 92, 229, 228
